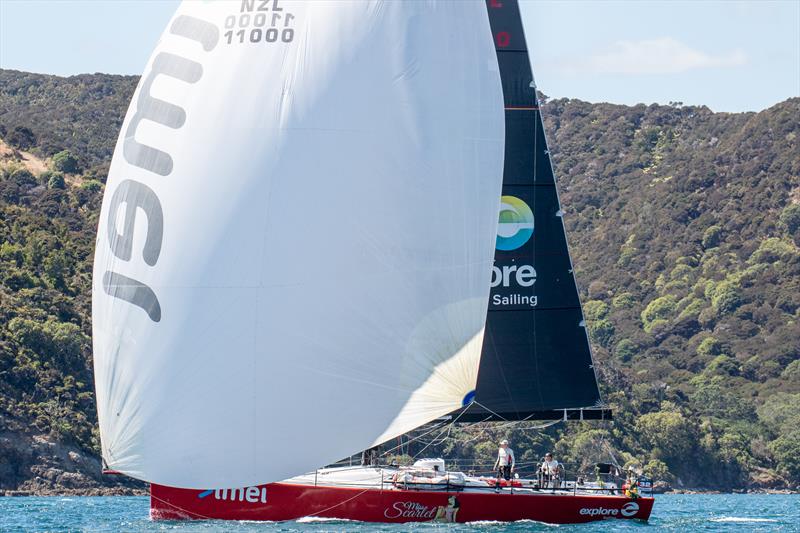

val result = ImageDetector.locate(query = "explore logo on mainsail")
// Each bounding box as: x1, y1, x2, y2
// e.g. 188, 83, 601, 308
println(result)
491, 195, 537, 308
496, 195, 534, 251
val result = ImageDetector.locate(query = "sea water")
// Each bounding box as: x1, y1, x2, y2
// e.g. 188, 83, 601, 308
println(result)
0, 494, 797, 532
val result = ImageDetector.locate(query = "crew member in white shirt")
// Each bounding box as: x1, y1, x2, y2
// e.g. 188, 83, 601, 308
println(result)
494, 439, 515, 481
540, 452, 559, 487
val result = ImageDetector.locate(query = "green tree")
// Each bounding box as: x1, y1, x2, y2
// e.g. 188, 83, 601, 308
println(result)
80, 179, 103, 192
6, 125, 36, 149
611, 292, 635, 309
704, 355, 739, 377
779, 204, 800, 237
636, 410, 698, 464
697, 337, 723, 358
643, 459, 674, 483
584, 300, 609, 321
43, 250, 69, 288
10, 168, 37, 189
711, 281, 742, 315
589, 319, 615, 348
702, 225, 723, 249
641, 295, 677, 331
690, 377, 753, 419
769, 429, 800, 479
614, 339, 637, 362
756, 393, 800, 434
51, 150, 80, 173
748, 237, 799, 264
8, 318, 88, 372
47, 172, 66, 189
781, 360, 800, 381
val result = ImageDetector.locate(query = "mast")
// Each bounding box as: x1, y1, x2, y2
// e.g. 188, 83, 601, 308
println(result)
460, 0, 608, 422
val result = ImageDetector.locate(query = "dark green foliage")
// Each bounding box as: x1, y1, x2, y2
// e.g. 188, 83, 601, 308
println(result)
51, 150, 80, 174
780, 204, 800, 239
80, 179, 103, 193
10, 168, 37, 189
0, 70, 798, 491
543, 95, 800, 490
0, 70, 135, 165
702, 225, 723, 249
769, 430, 800, 479
6, 125, 36, 150
635, 409, 698, 463
46, 172, 66, 190
589, 319, 615, 348
1, 146, 102, 458
614, 339, 637, 362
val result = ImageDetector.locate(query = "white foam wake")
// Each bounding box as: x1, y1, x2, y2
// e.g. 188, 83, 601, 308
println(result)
710, 517, 778, 523
296, 516, 357, 523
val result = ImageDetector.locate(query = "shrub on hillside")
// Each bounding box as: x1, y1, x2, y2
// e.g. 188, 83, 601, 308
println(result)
51, 150, 80, 174
702, 225, 723, 249
779, 204, 800, 238
641, 295, 677, 331
696, 337, 723, 358
46, 172, 66, 189
711, 281, 742, 315
614, 339, 637, 362
769, 429, 800, 479
584, 300, 609, 321
6, 125, 36, 150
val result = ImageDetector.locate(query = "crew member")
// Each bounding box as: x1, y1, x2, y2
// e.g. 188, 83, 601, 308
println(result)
623, 472, 640, 499
494, 439, 515, 481
540, 452, 559, 487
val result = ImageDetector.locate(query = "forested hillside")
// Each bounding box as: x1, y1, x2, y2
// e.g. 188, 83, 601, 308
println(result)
0, 69, 798, 493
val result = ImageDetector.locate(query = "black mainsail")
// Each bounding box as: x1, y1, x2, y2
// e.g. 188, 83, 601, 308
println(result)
461, 0, 607, 422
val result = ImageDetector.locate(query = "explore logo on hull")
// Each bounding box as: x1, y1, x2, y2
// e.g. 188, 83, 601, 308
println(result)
197, 486, 267, 504
579, 501, 639, 518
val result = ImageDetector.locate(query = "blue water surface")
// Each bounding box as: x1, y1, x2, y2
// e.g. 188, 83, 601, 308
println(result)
0, 494, 797, 532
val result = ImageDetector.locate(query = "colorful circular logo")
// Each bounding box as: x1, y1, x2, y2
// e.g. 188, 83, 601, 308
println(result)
620, 502, 639, 517
496, 195, 534, 251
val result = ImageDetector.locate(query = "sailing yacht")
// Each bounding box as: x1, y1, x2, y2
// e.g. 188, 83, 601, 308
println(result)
93, 0, 654, 524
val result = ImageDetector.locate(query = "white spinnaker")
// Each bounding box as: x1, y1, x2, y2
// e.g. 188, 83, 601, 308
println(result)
92, 0, 504, 489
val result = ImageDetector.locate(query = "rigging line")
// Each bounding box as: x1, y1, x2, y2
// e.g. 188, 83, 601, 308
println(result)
454, 408, 563, 447
531, 111, 545, 410
410, 403, 475, 453
384, 404, 473, 460
304, 487, 374, 518
602, 438, 622, 470
379, 419, 449, 458
411, 422, 453, 460
151, 493, 217, 521
472, 401, 510, 422
448, 414, 497, 445
451, 403, 511, 446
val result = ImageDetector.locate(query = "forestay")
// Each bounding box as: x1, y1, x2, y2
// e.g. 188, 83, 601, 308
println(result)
92, 0, 504, 488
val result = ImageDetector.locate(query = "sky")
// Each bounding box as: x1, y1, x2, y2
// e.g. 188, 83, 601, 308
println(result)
0, 0, 798, 112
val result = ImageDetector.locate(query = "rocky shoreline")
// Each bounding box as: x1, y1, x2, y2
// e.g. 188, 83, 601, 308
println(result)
0, 426, 147, 498
1, 487, 148, 497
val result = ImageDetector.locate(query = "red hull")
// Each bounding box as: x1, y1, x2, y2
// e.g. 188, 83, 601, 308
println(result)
151, 482, 654, 524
